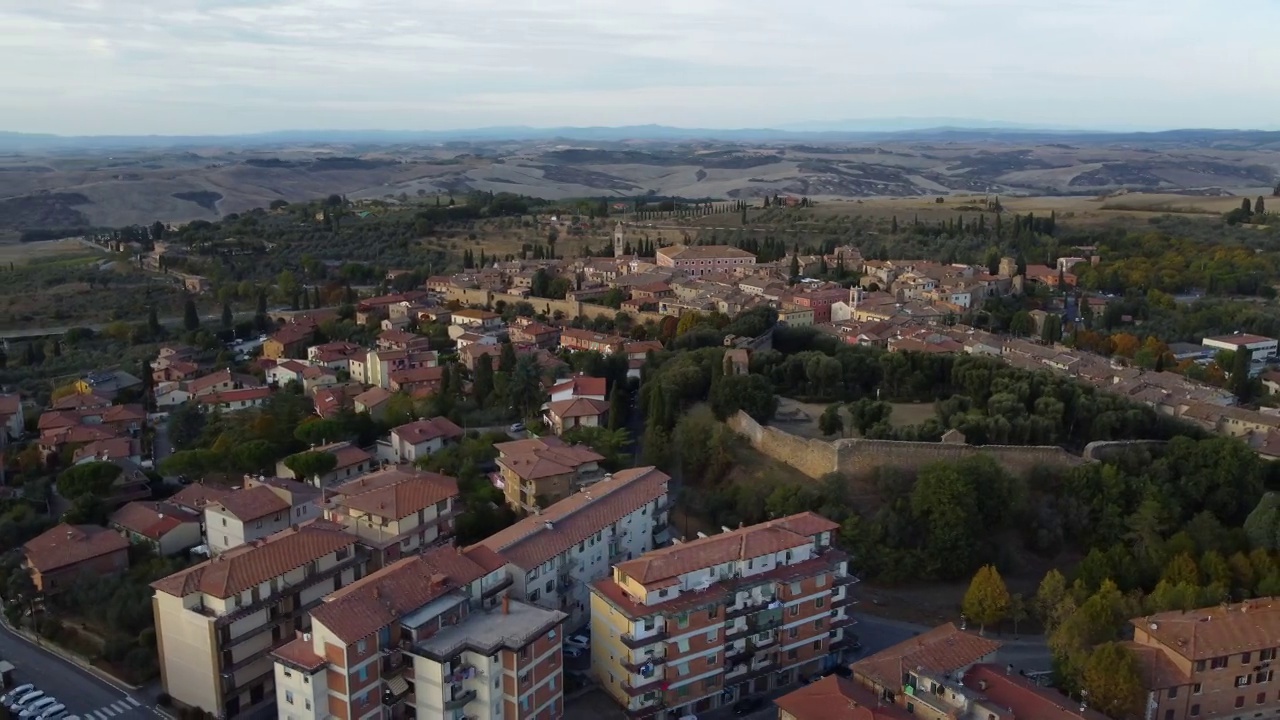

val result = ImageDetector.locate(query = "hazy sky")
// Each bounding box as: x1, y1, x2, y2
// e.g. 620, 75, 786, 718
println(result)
3, 0, 1278, 135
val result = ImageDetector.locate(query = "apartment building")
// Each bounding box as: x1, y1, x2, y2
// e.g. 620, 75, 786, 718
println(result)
495, 437, 604, 513
323, 466, 460, 567
204, 477, 322, 554
477, 466, 671, 631
272, 545, 567, 720
655, 245, 757, 276
1128, 599, 1280, 720
152, 520, 365, 719
589, 512, 857, 719
559, 328, 625, 355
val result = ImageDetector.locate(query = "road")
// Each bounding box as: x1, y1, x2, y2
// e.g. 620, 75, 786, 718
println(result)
854, 612, 1053, 674
0, 617, 156, 718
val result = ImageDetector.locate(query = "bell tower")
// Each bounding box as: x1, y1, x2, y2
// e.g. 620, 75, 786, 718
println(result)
613, 222, 625, 257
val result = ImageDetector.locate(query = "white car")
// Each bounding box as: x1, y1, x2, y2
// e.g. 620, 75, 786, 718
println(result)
564, 634, 590, 650
10, 690, 45, 712
37, 703, 67, 719
20, 698, 58, 718
562, 646, 584, 659
2, 685, 34, 705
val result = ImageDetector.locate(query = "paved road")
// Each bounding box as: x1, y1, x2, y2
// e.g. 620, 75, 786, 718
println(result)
0, 618, 156, 718
854, 612, 1053, 673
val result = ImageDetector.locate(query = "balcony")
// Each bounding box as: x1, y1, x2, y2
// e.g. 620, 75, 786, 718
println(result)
725, 623, 751, 643
622, 675, 667, 697
621, 654, 666, 674
621, 629, 668, 649
443, 688, 477, 710
831, 592, 855, 609
834, 573, 860, 587
829, 614, 857, 630
481, 574, 513, 599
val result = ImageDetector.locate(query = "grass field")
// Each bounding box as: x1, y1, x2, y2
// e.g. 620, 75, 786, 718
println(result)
0, 237, 99, 265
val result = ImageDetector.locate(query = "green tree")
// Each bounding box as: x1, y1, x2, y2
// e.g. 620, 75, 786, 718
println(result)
473, 353, 495, 406
147, 306, 161, 337
294, 418, 345, 447
230, 439, 279, 474
1232, 345, 1255, 401
789, 254, 801, 283
608, 384, 628, 430
1009, 310, 1034, 337
183, 298, 200, 332
818, 404, 844, 437
1245, 492, 1280, 550
167, 402, 207, 451
709, 374, 777, 423
283, 451, 338, 480
1082, 642, 1145, 720
56, 462, 123, 500
158, 449, 219, 478
498, 342, 517, 373
506, 354, 545, 420
962, 565, 1011, 634
221, 301, 233, 330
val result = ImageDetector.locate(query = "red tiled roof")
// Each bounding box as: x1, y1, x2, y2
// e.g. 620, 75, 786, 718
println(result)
390, 366, 445, 384
24, 523, 130, 573
354, 386, 393, 408
494, 437, 604, 481
209, 485, 291, 522
547, 397, 610, 421
393, 416, 464, 445
152, 520, 356, 599
774, 675, 913, 720
169, 483, 233, 512
851, 622, 1002, 689
314, 441, 373, 470
550, 374, 607, 398
330, 466, 459, 520
51, 392, 111, 410
624, 340, 664, 356
476, 466, 668, 570
71, 437, 139, 464
110, 501, 199, 540
186, 369, 238, 395
270, 323, 316, 347
613, 512, 837, 586
271, 635, 327, 672
309, 546, 487, 644
1133, 598, 1280, 661
963, 664, 1109, 720
199, 387, 273, 405
0, 393, 19, 420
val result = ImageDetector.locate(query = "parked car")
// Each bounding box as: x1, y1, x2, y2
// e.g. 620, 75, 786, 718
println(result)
37, 703, 67, 719
10, 690, 45, 712
564, 634, 590, 650
20, 698, 58, 718
562, 646, 584, 659
2, 685, 34, 705
508, 422, 526, 433
732, 696, 766, 715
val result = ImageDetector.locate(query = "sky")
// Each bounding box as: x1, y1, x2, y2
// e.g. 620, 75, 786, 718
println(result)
2, 0, 1278, 136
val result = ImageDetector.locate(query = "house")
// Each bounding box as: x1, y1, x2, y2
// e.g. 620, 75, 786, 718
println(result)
559, 328, 624, 355
0, 393, 24, 441
154, 384, 193, 408
280, 441, 375, 488
72, 436, 142, 465
459, 342, 502, 372
151, 359, 201, 383
1203, 333, 1279, 363
271, 546, 564, 720
851, 622, 1001, 702
151, 520, 365, 719
494, 437, 605, 513
477, 465, 670, 630
74, 370, 142, 399
262, 322, 316, 360
323, 466, 461, 565
623, 340, 664, 379
509, 319, 560, 348
376, 328, 431, 353
590, 512, 853, 717
961, 664, 1109, 720
353, 386, 393, 422
312, 384, 362, 419
655, 245, 757, 276
168, 483, 233, 518
1126, 599, 1280, 720
775, 675, 913, 720
724, 348, 751, 376
110, 501, 202, 556
380, 416, 465, 464
364, 348, 438, 389
266, 359, 312, 386
306, 341, 363, 371
197, 386, 273, 413
186, 368, 261, 397
549, 374, 607, 403
203, 477, 322, 554
451, 308, 503, 330
389, 365, 446, 395
23, 523, 131, 593
546, 397, 611, 435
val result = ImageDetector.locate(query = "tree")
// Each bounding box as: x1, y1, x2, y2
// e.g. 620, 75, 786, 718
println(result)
294, 418, 345, 447
818, 404, 844, 437
147, 306, 161, 338
1256, 196, 1266, 216
608, 384, 628, 430
1082, 642, 1145, 720
221, 301, 233, 330
1231, 345, 1256, 401
709, 374, 778, 423
159, 449, 219, 478
473, 353, 495, 406
1244, 493, 1280, 550
1009, 593, 1028, 637
283, 451, 338, 480
1040, 314, 1062, 345
183, 298, 200, 332
506, 354, 545, 420
1009, 311, 1034, 337
56, 462, 123, 500
1242, 198, 1253, 214
789, 254, 801, 283
962, 565, 1011, 634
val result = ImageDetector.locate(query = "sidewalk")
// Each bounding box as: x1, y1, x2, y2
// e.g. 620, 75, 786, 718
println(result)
0, 613, 142, 692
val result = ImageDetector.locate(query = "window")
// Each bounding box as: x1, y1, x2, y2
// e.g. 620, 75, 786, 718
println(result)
283, 669, 293, 678
1214, 656, 1231, 670
708, 606, 718, 619
357, 639, 367, 654
788, 648, 798, 660
255, 520, 263, 529
1263, 649, 1278, 662
1245, 652, 1254, 664
1238, 676, 1253, 687
285, 691, 295, 705
816, 597, 826, 609
789, 605, 799, 617
1194, 683, 1202, 695
789, 627, 799, 639
358, 666, 368, 682
221, 517, 227, 526
304, 700, 311, 711
706, 654, 718, 666
303, 676, 309, 685
706, 630, 717, 643
1190, 705, 1200, 716
1169, 687, 1178, 699
519, 671, 530, 685
1237, 696, 1246, 708
1196, 661, 1207, 672
813, 640, 822, 651
529, 589, 540, 602
549, 676, 556, 691
677, 614, 689, 629
1164, 711, 1174, 720
545, 579, 553, 592
1260, 692, 1269, 705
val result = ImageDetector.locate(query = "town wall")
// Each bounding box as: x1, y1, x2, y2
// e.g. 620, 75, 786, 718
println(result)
445, 288, 667, 326
727, 411, 1087, 479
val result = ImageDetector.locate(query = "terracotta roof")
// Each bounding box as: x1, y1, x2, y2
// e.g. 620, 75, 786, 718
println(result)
41, 424, 119, 446
209, 485, 291, 522
186, 369, 238, 395
1123, 641, 1192, 690
169, 483, 233, 512
271, 635, 327, 672
547, 397, 610, 421
151, 520, 356, 599
476, 466, 668, 570
24, 523, 130, 573
453, 308, 500, 320
1203, 333, 1276, 346
495, 437, 604, 481
52, 392, 111, 410
270, 323, 316, 347
390, 365, 445, 384
656, 244, 756, 260
550, 374, 607, 398
110, 501, 199, 540
393, 416, 465, 445
624, 340, 664, 356
199, 386, 273, 405
613, 512, 837, 586
774, 675, 913, 720
330, 466, 459, 520
963, 664, 1109, 720
101, 404, 146, 423
559, 328, 624, 346
38, 410, 85, 431
354, 386, 393, 408
71, 437, 139, 464
1132, 598, 1280, 661
851, 622, 1002, 689
310, 546, 488, 644
0, 393, 19, 420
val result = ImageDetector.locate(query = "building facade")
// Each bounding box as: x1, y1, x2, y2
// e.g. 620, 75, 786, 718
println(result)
589, 512, 856, 719
655, 246, 757, 277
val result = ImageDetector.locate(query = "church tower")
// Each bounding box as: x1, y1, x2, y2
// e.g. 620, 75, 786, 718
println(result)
613, 222, 625, 257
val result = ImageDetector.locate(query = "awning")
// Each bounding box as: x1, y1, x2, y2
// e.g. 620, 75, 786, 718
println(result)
384, 674, 410, 697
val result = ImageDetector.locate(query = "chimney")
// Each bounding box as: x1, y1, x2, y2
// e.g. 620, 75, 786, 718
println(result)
502, 595, 510, 615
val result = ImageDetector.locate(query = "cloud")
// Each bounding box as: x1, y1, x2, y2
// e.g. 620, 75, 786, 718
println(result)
0, 0, 1277, 134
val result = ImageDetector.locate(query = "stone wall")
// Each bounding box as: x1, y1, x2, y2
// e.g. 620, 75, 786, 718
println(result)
728, 411, 1086, 479
444, 288, 667, 326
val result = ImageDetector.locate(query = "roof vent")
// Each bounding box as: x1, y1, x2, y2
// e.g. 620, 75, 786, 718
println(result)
544, 521, 554, 530
1149, 622, 1158, 630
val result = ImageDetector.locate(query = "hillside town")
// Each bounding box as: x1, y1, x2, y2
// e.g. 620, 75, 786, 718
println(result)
0, 226, 1277, 720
